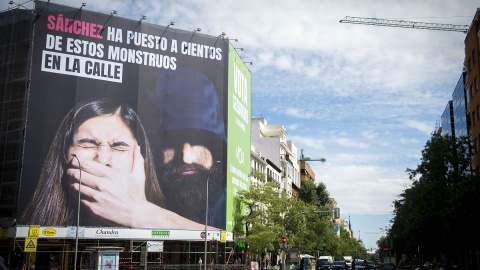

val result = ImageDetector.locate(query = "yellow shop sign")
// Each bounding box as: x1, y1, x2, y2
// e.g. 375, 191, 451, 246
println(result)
42, 228, 56, 236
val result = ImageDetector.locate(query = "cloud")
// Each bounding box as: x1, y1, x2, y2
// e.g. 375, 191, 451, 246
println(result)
285, 108, 315, 119
315, 164, 407, 215
287, 123, 301, 131
404, 119, 435, 136
334, 138, 370, 149
289, 135, 326, 152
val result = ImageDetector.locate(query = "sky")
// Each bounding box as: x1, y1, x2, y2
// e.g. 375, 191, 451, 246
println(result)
2, 0, 479, 250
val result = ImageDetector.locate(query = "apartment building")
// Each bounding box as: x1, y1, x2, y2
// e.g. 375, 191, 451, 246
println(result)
465, 9, 480, 173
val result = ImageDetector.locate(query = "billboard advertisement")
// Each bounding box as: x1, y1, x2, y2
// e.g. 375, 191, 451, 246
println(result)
17, 1, 233, 232
226, 44, 251, 231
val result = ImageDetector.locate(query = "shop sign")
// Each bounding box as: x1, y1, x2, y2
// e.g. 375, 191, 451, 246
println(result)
147, 241, 164, 252
42, 228, 56, 236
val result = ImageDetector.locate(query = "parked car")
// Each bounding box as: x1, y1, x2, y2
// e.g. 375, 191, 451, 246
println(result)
383, 263, 395, 270
317, 261, 333, 270
355, 261, 376, 270
355, 261, 365, 270
344, 259, 353, 270
332, 261, 347, 270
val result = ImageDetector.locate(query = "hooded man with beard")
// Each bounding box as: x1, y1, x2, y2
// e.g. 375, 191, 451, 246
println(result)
149, 67, 226, 229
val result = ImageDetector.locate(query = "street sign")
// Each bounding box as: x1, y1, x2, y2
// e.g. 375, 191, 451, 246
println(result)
147, 241, 164, 252
221, 231, 227, 243
29, 226, 39, 238
383, 246, 389, 252
281, 237, 287, 243
25, 237, 37, 252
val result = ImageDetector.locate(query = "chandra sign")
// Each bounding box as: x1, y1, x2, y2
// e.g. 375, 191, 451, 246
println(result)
42, 228, 56, 236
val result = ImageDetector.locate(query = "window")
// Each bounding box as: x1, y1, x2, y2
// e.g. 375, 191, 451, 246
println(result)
476, 105, 480, 122
477, 137, 480, 153
476, 77, 478, 94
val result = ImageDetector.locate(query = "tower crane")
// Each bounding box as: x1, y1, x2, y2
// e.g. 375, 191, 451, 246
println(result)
299, 149, 326, 162
339, 16, 469, 33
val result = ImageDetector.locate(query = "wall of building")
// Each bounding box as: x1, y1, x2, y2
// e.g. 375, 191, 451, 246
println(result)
465, 9, 480, 173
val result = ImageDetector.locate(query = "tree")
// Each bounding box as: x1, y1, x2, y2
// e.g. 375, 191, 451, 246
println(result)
389, 135, 480, 267
237, 182, 291, 267
237, 176, 364, 264
299, 180, 331, 209
339, 226, 365, 259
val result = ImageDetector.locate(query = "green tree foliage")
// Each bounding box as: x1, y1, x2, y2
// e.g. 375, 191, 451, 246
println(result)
339, 226, 366, 258
299, 180, 331, 209
376, 236, 388, 261
388, 135, 480, 265
249, 170, 266, 181
237, 178, 365, 262
237, 182, 290, 259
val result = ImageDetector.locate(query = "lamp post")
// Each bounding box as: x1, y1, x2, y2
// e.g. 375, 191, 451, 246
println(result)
281, 210, 334, 270
204, 172, 209, 270
205, 161, 221, 270
71, 154, 82, 270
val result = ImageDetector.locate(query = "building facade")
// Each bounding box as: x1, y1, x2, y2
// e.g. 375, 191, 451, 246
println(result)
441, 100, 454, 136
465, 9, 480, 173
0, 2, 254, 269
452, 72, 470, 138
250, 118, 299, 194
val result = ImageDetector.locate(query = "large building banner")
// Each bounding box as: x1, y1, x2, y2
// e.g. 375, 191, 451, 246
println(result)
226, 44, 251, 232
17, 1, 234, 232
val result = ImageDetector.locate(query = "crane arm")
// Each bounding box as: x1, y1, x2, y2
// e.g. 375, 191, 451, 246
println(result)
339, 16, 469, 33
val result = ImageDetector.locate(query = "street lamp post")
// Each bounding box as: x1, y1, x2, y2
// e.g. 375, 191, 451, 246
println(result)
205, 161, 221, 270
204, 171, 209, 270
71, 154, 82, 270
281, 210, 334, 270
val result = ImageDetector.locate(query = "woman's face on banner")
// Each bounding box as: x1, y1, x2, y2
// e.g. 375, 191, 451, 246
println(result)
68, 114, 137, 172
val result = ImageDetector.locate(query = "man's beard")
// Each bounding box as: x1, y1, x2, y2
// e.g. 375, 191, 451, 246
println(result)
160, 162, 214, 223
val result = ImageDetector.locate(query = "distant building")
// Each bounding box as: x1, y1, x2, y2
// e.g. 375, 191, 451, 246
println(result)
452, 72, 470, 138
250, 118, 283, 188
299, 160, 315, 182
250, 118, 299, 196
441, 100, 454, 136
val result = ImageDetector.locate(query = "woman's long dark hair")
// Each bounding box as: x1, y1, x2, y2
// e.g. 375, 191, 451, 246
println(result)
20, 98, 164, 226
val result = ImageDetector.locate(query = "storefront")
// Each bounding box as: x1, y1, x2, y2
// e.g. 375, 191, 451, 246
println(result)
0, 226, 234, 270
